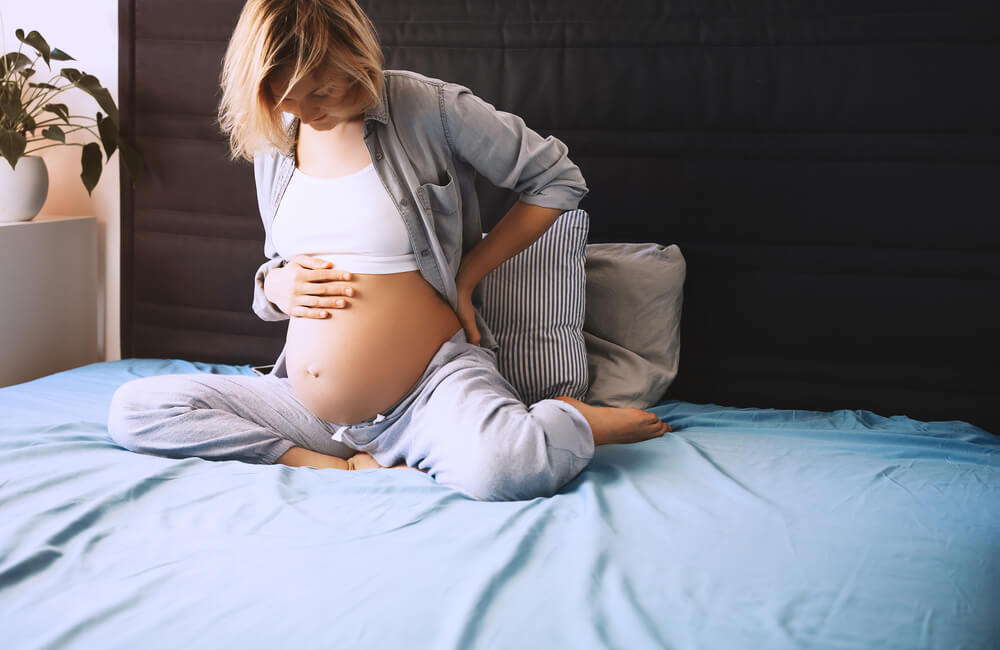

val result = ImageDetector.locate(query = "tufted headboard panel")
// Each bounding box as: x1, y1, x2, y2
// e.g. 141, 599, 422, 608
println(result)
119, 0, 1000, 431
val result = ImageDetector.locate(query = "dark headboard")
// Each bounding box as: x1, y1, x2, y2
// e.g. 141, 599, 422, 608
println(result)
119, 0, 1000, 432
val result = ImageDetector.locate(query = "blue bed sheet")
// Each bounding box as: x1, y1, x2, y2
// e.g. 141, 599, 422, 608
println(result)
1, 359, 997, 650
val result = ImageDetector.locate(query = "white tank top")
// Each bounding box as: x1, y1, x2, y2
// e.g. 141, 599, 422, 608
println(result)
271, 162, 419, 274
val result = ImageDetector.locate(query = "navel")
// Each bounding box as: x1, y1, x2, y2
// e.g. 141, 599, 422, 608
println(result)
306, 362, 321, 378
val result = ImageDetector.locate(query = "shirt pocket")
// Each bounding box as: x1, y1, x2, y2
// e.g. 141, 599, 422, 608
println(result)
417, 171, 459, 217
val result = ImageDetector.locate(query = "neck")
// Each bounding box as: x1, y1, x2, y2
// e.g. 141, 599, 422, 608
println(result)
293, 115, 366, 169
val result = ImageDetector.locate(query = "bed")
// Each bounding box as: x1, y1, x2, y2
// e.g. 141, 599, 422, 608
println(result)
2, 0, 998, 648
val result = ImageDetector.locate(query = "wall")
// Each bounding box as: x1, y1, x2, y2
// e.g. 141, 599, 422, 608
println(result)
1, 2, 120, 361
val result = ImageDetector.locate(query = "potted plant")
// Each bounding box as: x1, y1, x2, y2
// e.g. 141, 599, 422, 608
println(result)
1, 27, 142, 222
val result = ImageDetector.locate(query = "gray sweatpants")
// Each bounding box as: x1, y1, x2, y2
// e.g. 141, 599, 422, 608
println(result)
107, 330, 595, 501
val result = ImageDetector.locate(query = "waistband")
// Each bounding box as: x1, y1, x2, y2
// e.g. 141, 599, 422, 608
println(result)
314, 253, 419, 274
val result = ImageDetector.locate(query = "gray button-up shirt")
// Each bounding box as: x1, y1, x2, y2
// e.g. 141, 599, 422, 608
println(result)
251, 70, 588, 377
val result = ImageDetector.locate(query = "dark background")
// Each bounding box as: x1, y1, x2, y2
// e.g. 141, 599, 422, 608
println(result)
119, 0, 1000, 432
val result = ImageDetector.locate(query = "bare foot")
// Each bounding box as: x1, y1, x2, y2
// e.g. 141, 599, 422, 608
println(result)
554, 396, 672, 446
347, 452, 428, 473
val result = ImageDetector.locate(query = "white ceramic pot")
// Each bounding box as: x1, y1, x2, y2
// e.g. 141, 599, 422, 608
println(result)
0, 156, 50, 223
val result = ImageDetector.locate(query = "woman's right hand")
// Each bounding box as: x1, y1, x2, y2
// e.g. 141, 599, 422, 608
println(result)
263, 254, 356, 318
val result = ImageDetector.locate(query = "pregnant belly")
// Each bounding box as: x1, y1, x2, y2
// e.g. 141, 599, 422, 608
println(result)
284, 270, 462, 425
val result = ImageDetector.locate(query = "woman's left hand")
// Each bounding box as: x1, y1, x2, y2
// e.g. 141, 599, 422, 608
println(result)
455, 284, 481, 346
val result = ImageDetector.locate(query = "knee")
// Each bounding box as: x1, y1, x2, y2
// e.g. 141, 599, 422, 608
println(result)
460, 467, 555, 502
107, 377, 152, 450
451, 403, 593, 501
106, 375, 192, 452
448, 442, 581, 503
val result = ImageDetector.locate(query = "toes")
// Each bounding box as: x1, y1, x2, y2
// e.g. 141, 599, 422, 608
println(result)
645, 421, 666, 440
637, 410, 657, 422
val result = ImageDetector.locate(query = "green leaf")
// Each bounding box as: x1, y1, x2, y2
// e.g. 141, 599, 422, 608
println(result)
50, 49, 74, 62
96, 112, 117, 160
1, 100, 20, 124
80, 141, 102, 195
22, 114, 36, 135
43, 103, 70, 123
60, 68, 118, 127
15, 29, 51, 66
0, 80, 17, 101
0, 128, 27, 169
42, 125, 64, 143
19, 68, 36, 80
1, 52, 32, 75
28, 82, 59, 90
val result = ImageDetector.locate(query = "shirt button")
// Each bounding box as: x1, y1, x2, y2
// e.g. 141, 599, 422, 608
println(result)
375, 151, 383, 161
400, 198, 409, 207
421, 249, 431, 257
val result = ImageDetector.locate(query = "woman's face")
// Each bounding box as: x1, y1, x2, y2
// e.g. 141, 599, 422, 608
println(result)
267, 65, 363, 130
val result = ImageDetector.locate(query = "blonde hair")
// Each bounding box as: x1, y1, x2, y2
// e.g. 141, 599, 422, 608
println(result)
218, 0, 384, 161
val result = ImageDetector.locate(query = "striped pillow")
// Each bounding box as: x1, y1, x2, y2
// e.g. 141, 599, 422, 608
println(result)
479, 209, 589, 404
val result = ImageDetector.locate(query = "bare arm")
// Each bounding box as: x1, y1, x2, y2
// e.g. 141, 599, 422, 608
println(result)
455, 201, 562, 293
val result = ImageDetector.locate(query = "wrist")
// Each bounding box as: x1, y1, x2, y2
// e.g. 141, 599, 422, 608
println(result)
457, 236, 493, 294
455, 267, 478, 295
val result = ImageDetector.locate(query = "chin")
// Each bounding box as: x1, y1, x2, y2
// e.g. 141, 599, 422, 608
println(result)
307, 115, 348, 130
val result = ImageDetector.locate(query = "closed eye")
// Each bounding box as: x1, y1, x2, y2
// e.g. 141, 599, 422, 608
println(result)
311, 85, 338, 98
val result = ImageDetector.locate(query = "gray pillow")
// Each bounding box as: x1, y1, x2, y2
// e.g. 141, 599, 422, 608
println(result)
479, 209, 589, 404
582, 243, 686, 408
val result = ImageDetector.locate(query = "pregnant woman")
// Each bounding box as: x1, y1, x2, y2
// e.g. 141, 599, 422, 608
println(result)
108, 0, 671, 501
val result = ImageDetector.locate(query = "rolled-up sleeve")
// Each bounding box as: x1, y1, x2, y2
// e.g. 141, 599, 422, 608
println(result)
252, 152, 290, 322
440, 82, 588, 211
252, 257, 288, 322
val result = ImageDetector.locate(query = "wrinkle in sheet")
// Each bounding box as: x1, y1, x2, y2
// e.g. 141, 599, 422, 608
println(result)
777, 589, 838, 646
120, 558, 185, 580
45, 503, 114, 549
874, 464, 919, 501
813, 547, 867, 644
265, 489, 461, 541
32, 471, 194, 549
577, 480, 620, 535
81, 530, 111, 559
919, 607, 935, 648
0, 548, 63, 594
827, 464, 908, 514
449, 506, 557, 650
584, 550, 614, 648
600, 564, 668, 650
678, 437, 788, 515
34, 574, 169, 650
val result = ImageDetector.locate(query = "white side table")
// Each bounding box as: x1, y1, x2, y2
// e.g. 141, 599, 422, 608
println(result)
0, 216, 99, 387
